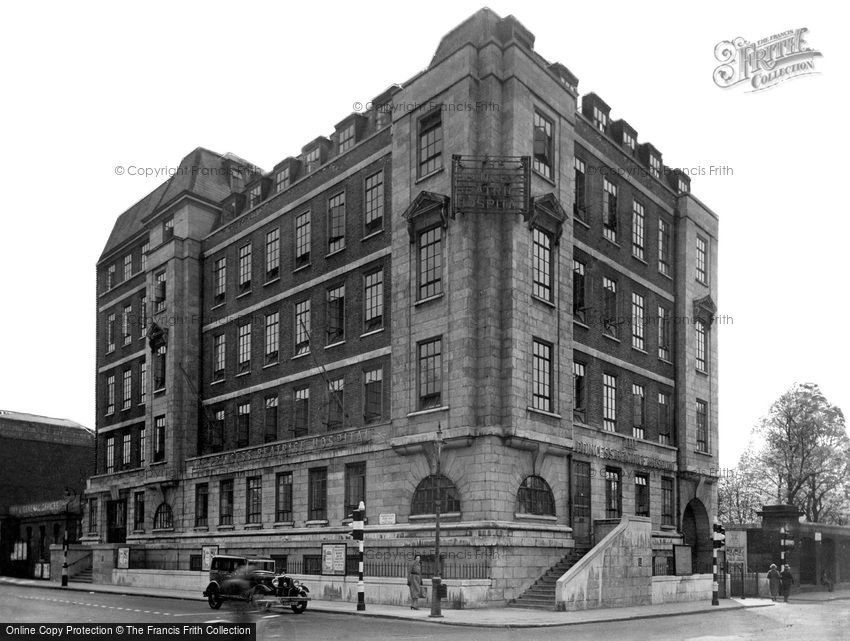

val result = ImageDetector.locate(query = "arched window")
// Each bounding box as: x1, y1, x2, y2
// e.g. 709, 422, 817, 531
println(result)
153, 503, 173, 529
517, 476, 555, 516
411, 474, 461, 515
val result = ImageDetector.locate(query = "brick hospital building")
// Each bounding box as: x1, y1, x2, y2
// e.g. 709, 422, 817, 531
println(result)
85, 9, 719, 607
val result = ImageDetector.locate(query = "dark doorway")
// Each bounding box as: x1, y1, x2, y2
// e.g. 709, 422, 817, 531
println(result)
682, 498, 711, 573
572, 460, 591, 546
106, 499, 127, 543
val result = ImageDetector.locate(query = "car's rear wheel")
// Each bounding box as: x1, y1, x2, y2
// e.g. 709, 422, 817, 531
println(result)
207, 586, 222, 610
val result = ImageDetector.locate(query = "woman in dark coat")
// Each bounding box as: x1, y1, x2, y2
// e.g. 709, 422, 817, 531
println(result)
767, 564, 781, 601
779, 564, 794, 602
407, 555, 423, 609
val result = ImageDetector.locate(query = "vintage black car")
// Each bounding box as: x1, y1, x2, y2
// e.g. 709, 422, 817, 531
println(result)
203, 554, 309, 614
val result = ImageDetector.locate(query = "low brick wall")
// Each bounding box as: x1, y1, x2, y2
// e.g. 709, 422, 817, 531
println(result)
651, 574, 713, 604
555, 516, 653, 611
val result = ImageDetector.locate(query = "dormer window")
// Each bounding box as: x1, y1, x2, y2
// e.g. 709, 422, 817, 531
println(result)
248, 184, 262, 209
593, 106, 608, 133
623, 131, 635, 151
275, 166, 290, 193
305, 147, 321, 173
649, 155, 662, 179
338, 124, 355, 154
678, 177, 689, 193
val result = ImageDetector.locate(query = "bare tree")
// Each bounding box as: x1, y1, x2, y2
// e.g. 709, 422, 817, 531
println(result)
718, 448, 770, 523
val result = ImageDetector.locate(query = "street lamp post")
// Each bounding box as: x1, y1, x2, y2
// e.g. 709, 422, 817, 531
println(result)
429, 423, 444, 618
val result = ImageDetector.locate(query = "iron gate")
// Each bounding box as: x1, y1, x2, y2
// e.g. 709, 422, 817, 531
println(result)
727, 562, 761, 598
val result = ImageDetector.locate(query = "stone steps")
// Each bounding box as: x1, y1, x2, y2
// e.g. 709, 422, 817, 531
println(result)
508, 547, 591, 610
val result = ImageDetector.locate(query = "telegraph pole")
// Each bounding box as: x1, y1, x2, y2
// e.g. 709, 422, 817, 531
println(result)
429, 423, 444, 618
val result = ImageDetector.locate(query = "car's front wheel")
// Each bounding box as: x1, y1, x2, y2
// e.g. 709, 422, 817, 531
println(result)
207, 586, 222, 610
290, 591, 308, 614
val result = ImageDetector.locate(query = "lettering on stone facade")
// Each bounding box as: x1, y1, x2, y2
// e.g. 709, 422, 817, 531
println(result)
574, 440, 674, 471
452, 155, 530, 215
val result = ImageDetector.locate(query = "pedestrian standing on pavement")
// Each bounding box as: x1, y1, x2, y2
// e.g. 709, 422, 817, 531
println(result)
408, 555, 423, 610
767, 564, 781, 601
780, 564, 794, 603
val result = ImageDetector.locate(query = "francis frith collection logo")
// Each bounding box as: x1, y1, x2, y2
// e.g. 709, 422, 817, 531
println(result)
713, 28, 822, 92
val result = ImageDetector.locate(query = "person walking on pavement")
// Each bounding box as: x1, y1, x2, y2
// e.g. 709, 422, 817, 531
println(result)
780, 564, 794, 603
408, 555, 423, 610
767, 564, 781, 601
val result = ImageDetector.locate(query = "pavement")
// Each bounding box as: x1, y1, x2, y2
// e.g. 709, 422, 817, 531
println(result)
2, 576, 847, 628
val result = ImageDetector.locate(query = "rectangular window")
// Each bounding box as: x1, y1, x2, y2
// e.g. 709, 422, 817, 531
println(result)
246, 476, 262, 524
123, 254, 133, 282
632, 383, 645, 439
632, 201, 645, 260
658, 392, 672, 446
695, 319, 708, 372
603, 179, 618, 242
345, 462, 366, 517
661, 478, 674, 526
154, 271, 166, 312
122, 369, 132, 410
107, 314, 116, 352
248, 184, 262, 209
107, 264, 115, 290
327, 378, 344, 430
572, 260, 586, 323
133, 492, 144, 530
418, 109, 442, 177
295, 212, 310, 268
237, 402, 250, 448
139, 295, 147, 338
649, 155, 662, 179
364, 171, 384, 234
658, 218, 671, 276
696, 400, 708, 452
532, 339, 553, 413
573, 361, 586, 423
264, 312, 279, 365
238, 243, 252, 293
532, 228, 553, 302
213, 334, 226, 380
275, 472, 293, 522
195, 484, 209, 527
106, 436, 115, 472
141, 242, 149, 272
122, 305, 132, 345
364, 367, 383, 422
237, 322, 251, 373
264, 395, 278, 443
574, 157, 586, 218
293, 387, 309, 437
138, 425, 146, 464
364, 269, 383, 332
605, 468, 621, 518
210, 409, 224, 452
139, 361, 147, 405
154, 416, 165, 462
294, 299, 310, 356
532, 110, 554, 179
266, 228, 280, 281
632, 292, 645, 351
696, 235, 708, 284
658, 307, 671, 361
328, 192, 346, 253
163, 216, 174, 241
593, 106, 608, 132
603, 277, 619, 338
305, 146, 321, 173
308, 467, 328, 521
106, 374, 115, 414
603, 374, 617, 432
338, 123, 355, 153
635, 474, 649, 517
219, 479, 234, 526
327, 285, 345, 344
418, 337, 442, 410
122, 433, 130, 468
274, 166, 290, 193
153, 345, 166, 390
418, 227, 442, 300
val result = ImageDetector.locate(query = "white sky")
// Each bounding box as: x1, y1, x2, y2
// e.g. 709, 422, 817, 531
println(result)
0, 1, 846, 468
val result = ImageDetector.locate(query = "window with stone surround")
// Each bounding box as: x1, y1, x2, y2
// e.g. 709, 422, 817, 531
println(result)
417, 337, 442, 410
605, 468, 621, 518
344, 462, 366, 517
246, 476, 262, 524
275, 472, 293, 522
219, 479, 234, 526
532, 110, 554, 179
532, 227, 553, 302
417, 226, 442, 300
517, 475, 555, 516
308, 467, 328, 521
695, 319, 708, 372
635, 474, 649, 517
661, 477, 674, 526
418, 109, 443, 177
195, 484, 208, 527
532, 338, 553, 413
696, 399, 708, 453
411, 474, 460, 515
696, 235, 708, 284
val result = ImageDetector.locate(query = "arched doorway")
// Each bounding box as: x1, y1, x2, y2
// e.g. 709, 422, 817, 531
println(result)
682, 499, 711, 573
